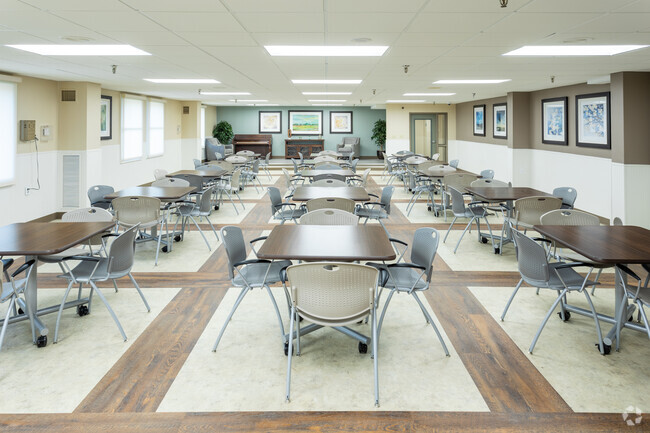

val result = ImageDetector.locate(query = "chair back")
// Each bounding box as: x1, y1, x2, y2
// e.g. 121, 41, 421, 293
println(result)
514, 196, 563, 227
214, 152, 224, 160
444, 173, 478, 192
197, 186, 215, 214
470, 178, 510, 188
106, 224, 139, 277
380, 186, 395, 215
410, 228, 440, 282
512, 229, 550, 286
299, 209, 358, 225
220, 226, 247, 279
313, 173, 347, 183
264, 152, 271, 165
449, 159, 459, 168
298, 152, 304, 164
250, 159, 260, 174
172, 174, 203, 189
311, 179, 348, 187
418, 161, 438, 171
87, 185, 114, 209
153, 169, 168, 180
351, 159, 359, 173
193, 159, 202, 168
286, 263, 378, 327
230, 168, 242, 189
358, 168, 371, 187
314, 155, 337, 163
63, 207, 114, 246
267, 187, 284, 215
209, 160, 233, 172
152, 177, 190, 187
281, 168, 294, 190
552, 187, 577, 209
480, 169, 495, 179
112, 196, 161, 226
448, 186, 468, 215
613, 217, 623, 226
431, 153, 440, 161
314, 163, 341, 170
291, 159, 300, 174
540, 209, 600, 226
305, 197, 355, 213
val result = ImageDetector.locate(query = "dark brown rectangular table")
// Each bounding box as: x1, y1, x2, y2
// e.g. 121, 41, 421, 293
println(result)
465, 186, 553, 202
256, 225, 396, 262
300, 169, 356, 178
291, 186, 369, 202
167, 168, 228, 178
105, 186, 196, 201
534, 224, 650, 351
0, 221, 116, 344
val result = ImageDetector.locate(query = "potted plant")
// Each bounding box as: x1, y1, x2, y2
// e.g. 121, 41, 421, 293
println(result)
213, 120, 234, 144
371, 119, 386, 159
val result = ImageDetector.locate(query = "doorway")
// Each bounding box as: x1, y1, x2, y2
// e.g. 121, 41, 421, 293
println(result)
409, 113, 448, 162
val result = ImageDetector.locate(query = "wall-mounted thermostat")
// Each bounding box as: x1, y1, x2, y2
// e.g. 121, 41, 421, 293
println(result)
20, 120, 36, 141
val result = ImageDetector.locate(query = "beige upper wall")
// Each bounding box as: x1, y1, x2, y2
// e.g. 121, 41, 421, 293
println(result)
16, 76, 59, 154
204, 105, 216, 139
456, 97, 508, 146
386, 103, 456, 142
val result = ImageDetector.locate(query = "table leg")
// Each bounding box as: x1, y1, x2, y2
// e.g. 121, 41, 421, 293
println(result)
24, 256, 48, 343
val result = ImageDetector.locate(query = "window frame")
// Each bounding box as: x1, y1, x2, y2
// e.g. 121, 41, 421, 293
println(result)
0, 79, 18, 187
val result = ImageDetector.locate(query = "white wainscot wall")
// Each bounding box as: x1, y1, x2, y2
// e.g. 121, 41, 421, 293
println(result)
448, 140, 513, 182
611, 162, 650, 228
386, 138, 409, 156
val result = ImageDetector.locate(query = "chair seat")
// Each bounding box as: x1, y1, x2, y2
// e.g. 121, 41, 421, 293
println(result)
630, 286, 650, 305
524, 262, 597, 290
59, 259, 129, 282
1, 280, 26, 302
355, 208, 388, 219
382, 267, 428, 291
37, 247, 91, 263
275, 208, 307, 220
233, 260, 293, 287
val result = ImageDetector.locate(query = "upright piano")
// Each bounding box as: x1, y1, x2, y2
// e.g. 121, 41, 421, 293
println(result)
232, 134, 272, 156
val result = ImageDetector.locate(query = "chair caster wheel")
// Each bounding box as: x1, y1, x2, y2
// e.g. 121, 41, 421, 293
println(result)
18, 308, 24, 315
494, 247, 500, 254
36, 335, 47, 348
162, 246, 169, 253
358, 342, 368, 354
481, 237, 488, 244
557, 311, 571, 322
597, 342, 611, 355
284, 341, 292, 356
77, 305, 89, 316
428, 206, 432, 211
214, 205, 219, 210
174, 235, 182, 242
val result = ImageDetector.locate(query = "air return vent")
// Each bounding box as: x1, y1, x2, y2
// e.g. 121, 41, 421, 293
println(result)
61, 90, 76, 102
183, 106, 190, 114
62, 154, 80, 207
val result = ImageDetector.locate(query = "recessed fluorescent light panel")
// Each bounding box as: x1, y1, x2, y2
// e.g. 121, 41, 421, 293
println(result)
308, 99, 346, 102
7, 44, 150, 56
302, 92, 352, 95
293, 80, 362, 84
386, 100, 426, 103
228, 99, 268, 102
434, 79, 510, 84
403, 93, 456, 96
200, 91, 251, 95
266, 46, 388, 56
503, 45, 648, 56
247, 103, 279, 106
145, 79, 219, 84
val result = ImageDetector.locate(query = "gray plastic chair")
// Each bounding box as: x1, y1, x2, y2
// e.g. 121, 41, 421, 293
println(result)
112, 196, 164, 265
354, 186, 394, 234
313, 173, 347, 183
348, 168, 371, 188
435, 173, 479, 221
152, 177, 190, 187
512, 196, 563, 231
405, 169, 436, 216
313, 163, 341, 170
449, 159, 459, 168
211, 226, 292, 353
305, 197, 355, 213
613, 216, 623, 226
259, 152, 272, 180
215, 169, 245, 214
299, 209, 358, 225
153, 169, 168, 180
172, 174, 204, 191
443, 186, 496, 254
268, 186, 306, 224
281, 168, 305, 197
0, 259, 36, 351
501, 228, 605, 354
552, 187, 577, 209
479, 169, 495, 179
615, 265, 650, 350
172, 187, 219, 251
55, 224, 150, 343
87, 185, 114, 210
373, 228, 449, 356
285, 262, 379, 405
310, 179, 348, 187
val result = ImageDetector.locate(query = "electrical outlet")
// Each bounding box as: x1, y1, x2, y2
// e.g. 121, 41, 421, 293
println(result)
25, 187, 30, 196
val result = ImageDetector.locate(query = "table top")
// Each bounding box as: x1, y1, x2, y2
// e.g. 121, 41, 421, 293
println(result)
0, 221, 116, 256
256, 225, 396, 262
105, 186, 196, 200
465, 186, 552, 201
292, 186, 370, 202
534, 225, 650, 264
314, 151, 342, 157
167, 168, 228, 178
301, 169, 357, 178
225, 155, 248, 163
418, 165, 457, 177
405, 156, 430, 164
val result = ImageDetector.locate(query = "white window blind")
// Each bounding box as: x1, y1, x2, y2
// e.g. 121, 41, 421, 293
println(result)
122, 96, 144, 161
148, 100, 164, 157
0, 81, 17, 186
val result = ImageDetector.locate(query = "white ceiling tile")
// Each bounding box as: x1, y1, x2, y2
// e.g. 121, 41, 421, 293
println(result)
181, 32, 258, 47
105, 31, 189, 46
395, 33, 474, 47
50, 11, 163, 32
236, 13, 324, 33
20, 0, 131, 11
251, 32, 324, 45
222, 0, 324, 13
323, 33, 401, 45
326, 0, 427, 13
408, 13, 507, 33
0, 30, 49, 44
520, 0, 637, 13
485, 13, 603, 34
122, 0, 227, 12
567, 13, 650, 33
326, 13, 415, 33
143, 12, 246, 33
421, 0, 530, 13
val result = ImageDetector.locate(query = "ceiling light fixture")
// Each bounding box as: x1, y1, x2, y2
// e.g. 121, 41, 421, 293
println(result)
434, 79, 510, 84
386, 100, 426, 103
145, 79, 220, 84
404, 93, 456, 96
503, 45, 648, 56
228, 99, 267, 102
308, 99, 346, 102
265, 45, 387, 56
293, 79, 362, 84
199, 91, 251, 95
302, 92, 352, 95
6, 44, 150, 56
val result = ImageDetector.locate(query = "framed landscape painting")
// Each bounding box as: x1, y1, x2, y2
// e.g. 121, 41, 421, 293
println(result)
330, 111, 353, 134
541, 97, 568, 145
259, 111, 282, 133
473, 105, 485, 136
100, 95, 112, 140
288, 110, 322, 135
576, 92, 610, 149
493, 103, 507, 139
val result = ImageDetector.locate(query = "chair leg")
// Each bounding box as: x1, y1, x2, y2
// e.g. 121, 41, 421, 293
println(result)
212, 286, 251, 352
206, 217, 219, 241
501, 278, 524, 321
112, 279, 119, 293
590, 268, 604, 295
189, 216, 211, 251
0, 297, 15, 351
581, 289, 605, 354
529, 289, 568, 354
412, 292, 450, 356
377, 289, 396, 341
264, 284, 287, 344
637, 301, 650, 340
90, 281, 127, 341
154, 221, 163, 266
128, 273, 151, 312
443, 217, 458, 243
286, 304, 296, 403
372, 304, 379, 407
453, 219, 474, 254
54, 281, 76, 343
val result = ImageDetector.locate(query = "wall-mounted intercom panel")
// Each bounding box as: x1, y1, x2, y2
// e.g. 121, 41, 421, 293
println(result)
20, 120, 36, 141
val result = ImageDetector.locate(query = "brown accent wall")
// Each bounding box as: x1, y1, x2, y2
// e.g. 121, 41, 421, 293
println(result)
509, 92, 530, 149
456, 96, 508, 146
611, 71, 650, 165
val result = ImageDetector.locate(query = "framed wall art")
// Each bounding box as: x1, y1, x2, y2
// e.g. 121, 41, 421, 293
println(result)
329, 111, 353, 134
100, 95, 112, 140
473, 104, 485, 136
541, 97, 568, 145
259, 111, 282, 133
576, 92, 611, 149
493, 103, 507, 139
288, 110, 322, 135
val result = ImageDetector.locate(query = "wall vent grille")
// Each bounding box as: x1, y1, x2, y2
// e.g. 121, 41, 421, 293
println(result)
62, 154, 80, 207
61, 90, 76, 102
183, 106, 190, 114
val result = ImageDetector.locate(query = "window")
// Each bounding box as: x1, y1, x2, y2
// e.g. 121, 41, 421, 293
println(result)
0, 81, 17, 186
148, 100, 164, 157
122, 96, 144, 161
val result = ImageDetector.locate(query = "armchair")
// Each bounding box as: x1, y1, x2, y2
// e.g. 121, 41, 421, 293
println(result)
205, 137, 234, 161
336, 137, 360, 158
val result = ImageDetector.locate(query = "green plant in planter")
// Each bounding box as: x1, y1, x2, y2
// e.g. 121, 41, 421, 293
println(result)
371, 119, 386, 155
213, 120, 234, 144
